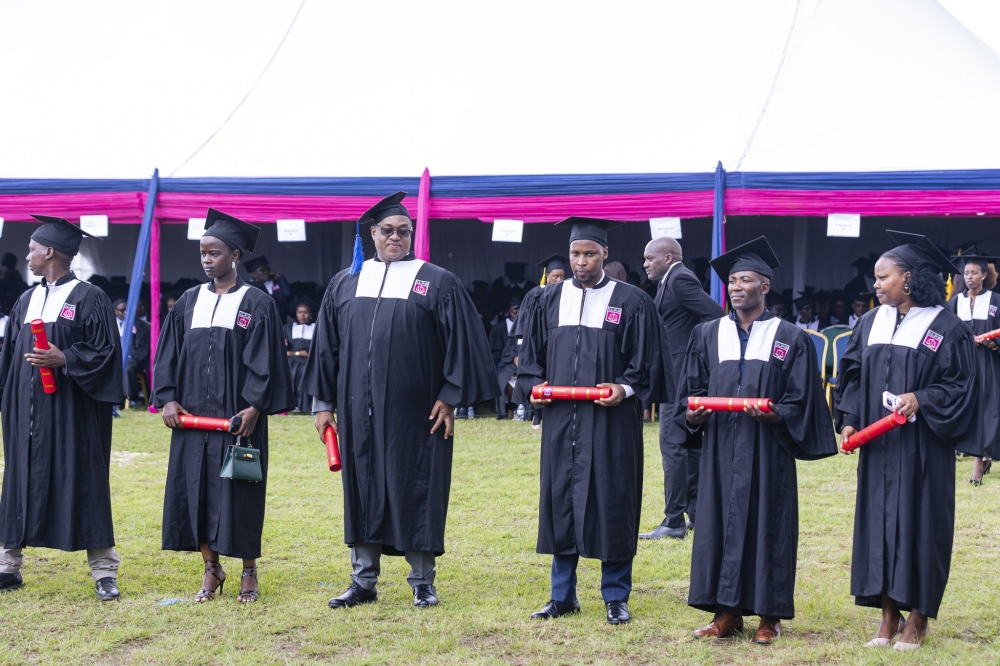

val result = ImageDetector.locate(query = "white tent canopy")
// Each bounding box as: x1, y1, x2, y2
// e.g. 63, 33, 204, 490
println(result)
2, 0, 998, 179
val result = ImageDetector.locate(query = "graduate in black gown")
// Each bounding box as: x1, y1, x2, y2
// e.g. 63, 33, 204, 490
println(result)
303, 192, 498, 610
834, 231, 979, 650
284, 298, 317, 414
666, 237, 837, 645
155, 210, 293, 604
515, 218, 673, 626
944, 254, 1000, 485
0, 216, 123, 600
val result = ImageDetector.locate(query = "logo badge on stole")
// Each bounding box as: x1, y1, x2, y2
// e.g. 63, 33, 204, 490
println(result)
59, 304, 76, 321
922, 330, 943, 352
413, 280, 430, 296
991, 305, 997, 317
236, 311, 252, 330
772, 341, 790, 361
605, 307, 622, 324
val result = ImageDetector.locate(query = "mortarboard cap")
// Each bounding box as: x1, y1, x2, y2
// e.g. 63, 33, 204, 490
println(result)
709, 236, 780, 281
203, 209, 260, 255
793, 295, 813, 309
555, 217, 624, 247
111, 295, 128, 308
537, 253, 568, 273
242, 255, 270, 273
30, 215, 98, 257
952, 254, 999, 272
850, 290, 874, 303
884, 230, 961, 275
357, 191, 411, 225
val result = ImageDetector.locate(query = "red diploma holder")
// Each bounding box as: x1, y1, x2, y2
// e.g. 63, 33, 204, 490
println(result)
975, 328, 1000, 345
29, 319, 57, 394
687, 396, 772, 413
325, 425, 341, 472
532, 385, 613, 401
842, 412, 908, 452
178, 414, 242, 433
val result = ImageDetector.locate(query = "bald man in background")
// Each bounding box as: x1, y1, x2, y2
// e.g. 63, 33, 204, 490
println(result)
640, 237, 724, 540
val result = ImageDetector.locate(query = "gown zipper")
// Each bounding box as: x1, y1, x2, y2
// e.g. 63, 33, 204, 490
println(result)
364, 262, 392, 535
572, 286, 587, 448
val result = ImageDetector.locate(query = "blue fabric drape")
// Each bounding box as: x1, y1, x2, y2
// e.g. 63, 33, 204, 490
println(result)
711, 162, 726, 307
120, 169, 159, 376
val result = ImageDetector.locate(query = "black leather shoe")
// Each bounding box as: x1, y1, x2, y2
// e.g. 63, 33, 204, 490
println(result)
639, 523, 687, 540
530, 599, 581, 619
413, 584, 438, 608
687, 519, 695, 531
95, 577, 120, 601
328, 582, 377, 608
0, 572, 23, 592
606, 600, 631, 624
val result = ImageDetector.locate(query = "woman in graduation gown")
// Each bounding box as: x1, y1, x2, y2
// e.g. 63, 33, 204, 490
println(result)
944, 254, 1000, 485
284, 298, 317, 414
834, 231, 980, 650
154, 209, 293, 604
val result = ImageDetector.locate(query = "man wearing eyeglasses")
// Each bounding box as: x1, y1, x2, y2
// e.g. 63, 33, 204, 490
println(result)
303, 192, 498, 610
111, 296, 150, 408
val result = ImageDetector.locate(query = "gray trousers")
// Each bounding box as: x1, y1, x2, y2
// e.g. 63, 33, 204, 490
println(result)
0, 544, 120, 582
659, 404, 700, 529
350, 543, 435, 590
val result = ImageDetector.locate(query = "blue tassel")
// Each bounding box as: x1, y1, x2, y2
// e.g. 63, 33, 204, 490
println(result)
350, 222, 364, 275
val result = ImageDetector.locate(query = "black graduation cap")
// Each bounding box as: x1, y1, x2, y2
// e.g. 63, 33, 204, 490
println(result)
952, 254, 1000, 272
30, 215, 98, 256
555, 217, 624, 247
849, 290, 874, 303
885, 230, 961, 275
357, 191, 411, 225
292, 296, 317, 313
508, 295, 523, 308
537, 253, 568, 273
111, 294, 128, 308
504, 261, 528, 270
203, 209, 261, 255
709, 236, 780, 281
242, 255, 270, 273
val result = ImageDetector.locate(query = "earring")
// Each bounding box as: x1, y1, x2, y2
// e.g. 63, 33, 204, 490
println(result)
902, 283, 911, 295
232, 261, 236, 270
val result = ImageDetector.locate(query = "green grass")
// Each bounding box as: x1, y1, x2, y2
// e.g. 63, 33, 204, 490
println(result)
0, 412, 998, 664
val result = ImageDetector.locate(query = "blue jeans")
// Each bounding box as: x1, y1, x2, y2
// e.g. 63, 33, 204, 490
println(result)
550, 554, 632, 603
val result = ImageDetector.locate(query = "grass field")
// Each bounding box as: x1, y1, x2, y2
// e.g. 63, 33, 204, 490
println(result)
0, 411, 998, 665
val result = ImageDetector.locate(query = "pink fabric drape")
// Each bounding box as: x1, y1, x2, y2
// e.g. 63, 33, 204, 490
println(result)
414, 168, 431, 260
0, 192, 148, 223
726, 189, 1000, 216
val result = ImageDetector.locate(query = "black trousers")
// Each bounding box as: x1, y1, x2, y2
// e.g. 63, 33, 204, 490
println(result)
658, 407, 700, 528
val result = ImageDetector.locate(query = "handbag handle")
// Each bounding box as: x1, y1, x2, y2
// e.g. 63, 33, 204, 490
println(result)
234, 434, 251, 448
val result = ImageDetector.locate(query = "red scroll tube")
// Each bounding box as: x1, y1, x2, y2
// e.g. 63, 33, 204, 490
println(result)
532, 385, 613, 401
29, 319, 57, 394
842, 411, 908, 453
325, 425, 341, 472
178, 415, 241, 433
687, 397, 772, 413
975, 328, 1000, 345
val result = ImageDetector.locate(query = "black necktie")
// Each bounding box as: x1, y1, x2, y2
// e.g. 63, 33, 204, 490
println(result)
655, 279, 665, 307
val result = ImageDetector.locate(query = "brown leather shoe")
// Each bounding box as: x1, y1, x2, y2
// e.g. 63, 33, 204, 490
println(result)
692, 610, 744, 639
754, 616, 781, 645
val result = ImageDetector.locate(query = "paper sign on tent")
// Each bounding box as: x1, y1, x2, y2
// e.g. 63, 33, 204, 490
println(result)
80, 214, 109, 237
650, 217, 682, 239
0, 218, 4, 238
277, 219, 306, 242
827, 213, 861, 237
492, 219, 524, 243
187, 218, 206, 240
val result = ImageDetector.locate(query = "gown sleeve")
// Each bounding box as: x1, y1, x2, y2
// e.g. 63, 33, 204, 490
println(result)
241, 295, 294, 414
513, 290, 548, 405
664, 323, 711, 448
911, 325, 979, 450
833, 321, 865, 433
152, 293, 186, 408
61, 288, 124, 403
617, 291, 673, 405
772, 330, 838, 460
301, 277, 342, 405
0, 297, 24, 400
434, 274, 500, 407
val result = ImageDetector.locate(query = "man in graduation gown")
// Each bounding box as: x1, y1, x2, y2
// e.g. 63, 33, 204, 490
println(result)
303, 192, 498, 610
0, 216, 123, 599
639, 236, 723, 541
155, 210, 293, 603
666, 237, 837, 644
515, 218, 673, 625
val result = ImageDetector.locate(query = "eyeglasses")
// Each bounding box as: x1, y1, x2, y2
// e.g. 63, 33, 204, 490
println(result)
376, 226, 412, 238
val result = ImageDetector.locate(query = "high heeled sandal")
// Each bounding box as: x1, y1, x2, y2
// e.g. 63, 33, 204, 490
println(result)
195, 560, 225, 603
237, 566, 258, 603
983, 459, 992, 475
864, 615, 905, 647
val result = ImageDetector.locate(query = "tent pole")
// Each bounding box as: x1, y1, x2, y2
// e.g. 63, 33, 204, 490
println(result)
149, 211, 161, 405
711, 162, 727, 307
415, 167, 431, 261
121, 168, 159, 401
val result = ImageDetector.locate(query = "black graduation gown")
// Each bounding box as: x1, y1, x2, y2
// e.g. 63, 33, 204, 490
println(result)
301, 255, 499, 556
284, 321, 315, 413
488, 316, 513, 366
515, 275, 673, 562
0, 273, 123, 551
834, 304, 979, 618
945, 290, 1000, 458
665, 310, 837, 618
154, 279, 293, 559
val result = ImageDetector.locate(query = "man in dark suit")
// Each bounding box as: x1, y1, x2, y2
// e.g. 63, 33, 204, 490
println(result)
244, 255, 296, 323
640, 237, 724, 540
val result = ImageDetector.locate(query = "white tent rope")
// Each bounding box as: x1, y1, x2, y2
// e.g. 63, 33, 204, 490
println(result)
732, 0, 801, 171
169, 0, 308, 177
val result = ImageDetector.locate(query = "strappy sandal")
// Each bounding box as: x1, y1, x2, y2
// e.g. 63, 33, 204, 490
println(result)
237, 566, 258, 603
984, 459, 992, 475
195, 560, 225, 603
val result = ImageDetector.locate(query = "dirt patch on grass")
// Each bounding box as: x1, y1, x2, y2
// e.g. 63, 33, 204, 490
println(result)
110, 451, 150, 467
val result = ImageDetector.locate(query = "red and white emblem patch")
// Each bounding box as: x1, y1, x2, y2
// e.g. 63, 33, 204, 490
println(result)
773, 341, 790, 361
605, 307, 622, 324
236, 311, 252, 329
990, 305, 997, 317
59, 304, 76, 321
922, 330, 943, 352
413, 280, 429, 296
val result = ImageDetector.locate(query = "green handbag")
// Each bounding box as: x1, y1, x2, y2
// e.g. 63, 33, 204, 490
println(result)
220, 436, 263, 483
